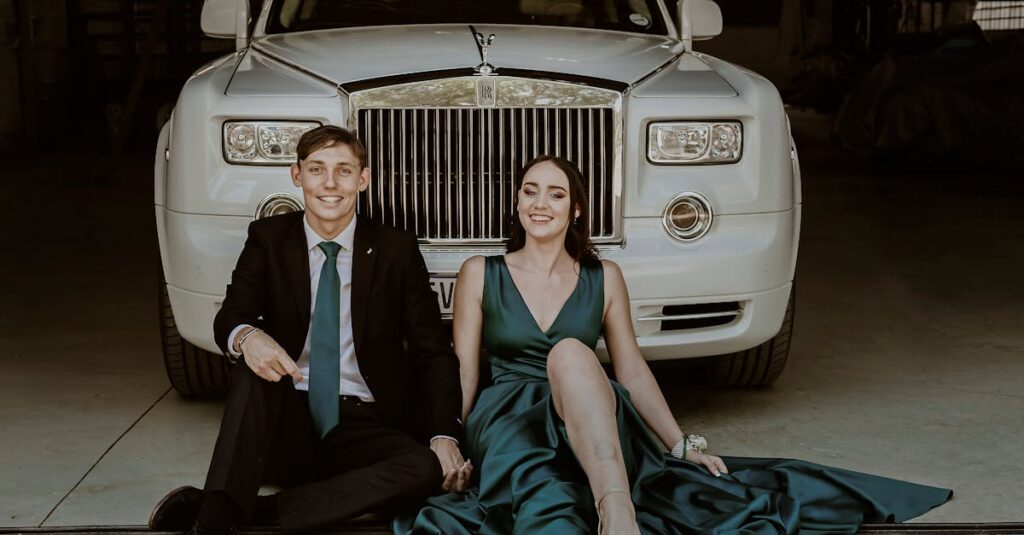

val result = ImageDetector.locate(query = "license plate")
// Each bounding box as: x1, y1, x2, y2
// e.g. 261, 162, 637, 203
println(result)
429, 274, 457, 318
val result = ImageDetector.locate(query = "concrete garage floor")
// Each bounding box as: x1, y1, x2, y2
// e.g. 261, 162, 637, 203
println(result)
1, 111, 1022, 528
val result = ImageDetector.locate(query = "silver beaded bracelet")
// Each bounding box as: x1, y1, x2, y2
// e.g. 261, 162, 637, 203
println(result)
670, 434, 708, 459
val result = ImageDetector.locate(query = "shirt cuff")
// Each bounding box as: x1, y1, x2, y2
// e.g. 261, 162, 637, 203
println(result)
430, 435, 459, 445
228, 324, 253, 358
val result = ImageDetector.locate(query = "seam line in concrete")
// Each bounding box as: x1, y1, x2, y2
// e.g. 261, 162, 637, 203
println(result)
38, 387, 174, 527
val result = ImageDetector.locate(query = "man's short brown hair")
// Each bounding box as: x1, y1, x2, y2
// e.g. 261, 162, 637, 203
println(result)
296, 125, 367, 168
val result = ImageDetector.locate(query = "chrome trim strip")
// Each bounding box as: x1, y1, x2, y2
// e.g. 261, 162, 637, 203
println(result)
446, 109, 453, 238
637, 311, 741, 323
487, 108, 495, 238
627, 52, 684, 92
499, 109, 505, 237
434, 109, 441, 237
348, 75, 623, 105
364, 110, 374, 218
400, 111, 408, 228
599, 111, 607, 235
375, 110, 383, 217
387, 108, 395, 224
468, 107, 476, 238
249, 44, 347, 96
456, 108, 464, 237
588, 109, 595, 229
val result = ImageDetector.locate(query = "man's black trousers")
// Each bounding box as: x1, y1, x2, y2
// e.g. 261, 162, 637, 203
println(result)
203, 364, 442, 533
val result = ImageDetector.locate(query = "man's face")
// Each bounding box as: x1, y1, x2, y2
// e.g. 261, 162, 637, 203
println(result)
290, 142, 369, 231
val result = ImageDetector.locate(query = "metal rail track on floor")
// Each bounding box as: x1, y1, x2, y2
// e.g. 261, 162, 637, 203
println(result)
2, 524, 1024, 535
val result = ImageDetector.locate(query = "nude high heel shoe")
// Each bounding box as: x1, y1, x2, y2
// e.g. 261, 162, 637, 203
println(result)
595, 488, 638, 534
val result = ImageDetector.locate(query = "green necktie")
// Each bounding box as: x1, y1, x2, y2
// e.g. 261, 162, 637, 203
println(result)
310, 241, 342, 437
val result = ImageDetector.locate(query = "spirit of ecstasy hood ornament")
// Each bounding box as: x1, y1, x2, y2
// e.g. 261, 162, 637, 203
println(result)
469, 25, 497, 76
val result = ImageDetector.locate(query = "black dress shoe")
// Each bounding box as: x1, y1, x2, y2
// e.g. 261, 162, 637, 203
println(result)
149, 485, 204, 530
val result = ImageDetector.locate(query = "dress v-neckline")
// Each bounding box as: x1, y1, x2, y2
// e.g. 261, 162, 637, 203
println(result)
500, 256, 583, 337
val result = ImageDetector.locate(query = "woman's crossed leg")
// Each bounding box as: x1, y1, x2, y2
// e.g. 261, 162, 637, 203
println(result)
547, 337, 640, 535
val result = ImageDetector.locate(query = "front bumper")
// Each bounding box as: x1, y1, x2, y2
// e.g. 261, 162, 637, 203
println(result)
156, 206, 798, 359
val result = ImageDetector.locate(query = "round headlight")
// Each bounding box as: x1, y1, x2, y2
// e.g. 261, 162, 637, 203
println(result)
226, 124, 256, 159
255, 194, 303, 220
663, 193, 713, 241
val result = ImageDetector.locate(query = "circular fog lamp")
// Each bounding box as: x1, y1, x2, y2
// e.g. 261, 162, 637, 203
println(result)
255, 194, 303, 220
669, 203, 699, 231
663, 193, 713, 241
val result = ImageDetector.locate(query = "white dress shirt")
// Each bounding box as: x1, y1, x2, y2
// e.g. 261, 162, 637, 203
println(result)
229, 216, 374, 401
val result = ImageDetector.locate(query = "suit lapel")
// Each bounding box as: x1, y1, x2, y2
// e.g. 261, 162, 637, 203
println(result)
287, 213, 312, 327
351, 216, 378, 353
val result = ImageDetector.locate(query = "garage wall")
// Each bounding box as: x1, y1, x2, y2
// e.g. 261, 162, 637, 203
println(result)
0, 0, 19, 149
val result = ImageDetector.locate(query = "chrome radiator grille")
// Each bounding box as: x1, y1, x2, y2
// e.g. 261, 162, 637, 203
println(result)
355, 107, 616, 243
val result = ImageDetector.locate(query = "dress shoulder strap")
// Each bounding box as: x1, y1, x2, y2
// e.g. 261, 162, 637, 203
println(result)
579, 260, 604, 297
481, 255, 505, 319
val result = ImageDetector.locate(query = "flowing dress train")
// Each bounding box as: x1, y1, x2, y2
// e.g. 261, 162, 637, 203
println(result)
396, 256, 951, 534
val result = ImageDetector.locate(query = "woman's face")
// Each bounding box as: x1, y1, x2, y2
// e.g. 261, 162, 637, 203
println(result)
517, 161, 579, 243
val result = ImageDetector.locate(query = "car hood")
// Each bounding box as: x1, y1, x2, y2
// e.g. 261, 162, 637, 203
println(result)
254, 24, 683, 87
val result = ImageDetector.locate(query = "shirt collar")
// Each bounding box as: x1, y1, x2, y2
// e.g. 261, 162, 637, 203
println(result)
303, 215, 357, 254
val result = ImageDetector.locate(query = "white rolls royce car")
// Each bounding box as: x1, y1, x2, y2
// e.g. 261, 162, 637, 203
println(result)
155, 0, 801, 396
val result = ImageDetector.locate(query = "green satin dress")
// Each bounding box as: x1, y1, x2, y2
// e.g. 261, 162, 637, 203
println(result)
395, 256, 951, 534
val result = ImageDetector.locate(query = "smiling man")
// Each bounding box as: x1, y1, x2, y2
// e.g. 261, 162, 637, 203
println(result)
149, 126, 469, 534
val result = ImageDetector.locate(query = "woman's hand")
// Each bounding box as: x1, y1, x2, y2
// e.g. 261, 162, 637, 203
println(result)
431, 438, 473, 493
686, 450, 729, 477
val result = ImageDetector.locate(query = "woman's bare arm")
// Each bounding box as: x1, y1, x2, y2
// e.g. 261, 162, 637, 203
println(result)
453, 255, 486, 422
600, 260, 684, 449
601, 260, 728, 475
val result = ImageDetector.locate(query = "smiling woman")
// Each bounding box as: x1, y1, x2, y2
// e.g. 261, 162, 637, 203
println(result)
395, 155, 952, 534
265, 0, 668, 34
507, 155, 600, 267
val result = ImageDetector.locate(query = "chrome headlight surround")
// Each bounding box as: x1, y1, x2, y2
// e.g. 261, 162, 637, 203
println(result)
647, 121, 742, 164
223, 121, 321, 165
662, 193, 713, 241
255, 193, 303, 220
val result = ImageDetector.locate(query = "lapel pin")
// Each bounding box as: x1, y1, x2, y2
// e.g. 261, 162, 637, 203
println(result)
366, 248, 373, 254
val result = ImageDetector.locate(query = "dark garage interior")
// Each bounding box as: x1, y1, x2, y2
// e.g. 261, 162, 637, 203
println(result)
1, 0, 1022, 532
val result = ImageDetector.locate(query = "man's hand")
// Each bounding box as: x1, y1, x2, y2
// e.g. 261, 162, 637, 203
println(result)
241, 331, 303, 383
430, 438, 472, 493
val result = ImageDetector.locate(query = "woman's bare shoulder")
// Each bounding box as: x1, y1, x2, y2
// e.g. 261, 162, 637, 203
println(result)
457, 255, 488, 290
600, 259, 629, 299
599, 259, 624, 281
459, 255, 488, 276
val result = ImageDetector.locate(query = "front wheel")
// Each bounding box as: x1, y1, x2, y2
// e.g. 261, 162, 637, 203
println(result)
711, 286, 795, 387
159, 274, 230, 397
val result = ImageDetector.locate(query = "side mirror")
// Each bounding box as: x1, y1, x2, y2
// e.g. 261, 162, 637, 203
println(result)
678, 0, 723, 50
201, 0, 251, 50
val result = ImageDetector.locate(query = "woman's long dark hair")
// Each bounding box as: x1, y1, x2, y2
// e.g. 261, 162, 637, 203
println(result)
507, 155, 600, 266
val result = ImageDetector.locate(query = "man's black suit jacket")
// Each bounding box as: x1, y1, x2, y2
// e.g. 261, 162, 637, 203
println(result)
213, 212, 462, 441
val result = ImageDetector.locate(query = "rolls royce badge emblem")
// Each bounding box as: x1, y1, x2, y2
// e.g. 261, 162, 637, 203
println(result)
469, 25, 496, 76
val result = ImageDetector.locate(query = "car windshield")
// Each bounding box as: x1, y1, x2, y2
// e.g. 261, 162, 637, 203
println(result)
265, 0, 669, 35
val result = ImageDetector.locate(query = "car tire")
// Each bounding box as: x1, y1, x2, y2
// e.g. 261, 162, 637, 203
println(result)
159, 274, 230, 398
712, 285, 795, 387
